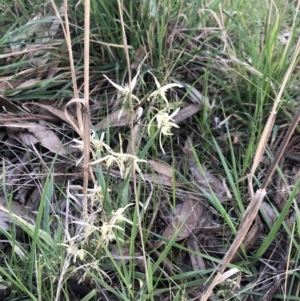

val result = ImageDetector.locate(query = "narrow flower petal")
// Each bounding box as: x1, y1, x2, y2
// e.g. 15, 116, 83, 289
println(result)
169, 107, 180, 118
159, 132, 165, 154
151, 72, 161, 89
131, 69, 141, 89
103, 75, 125, 92
161, 83, 183, 90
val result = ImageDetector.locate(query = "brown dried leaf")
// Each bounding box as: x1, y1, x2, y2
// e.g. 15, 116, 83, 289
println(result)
0, 211, 10, 230
19, 132, 39, 146
0, 197, 36, 224
187, 236, 206, 271
0, 80, 27, 91
173, 104, 200, 124
28, 122, 67, 155
26, 187, 42, 212
0, 113, 58, 123
162, 199, 204, 241
183, 137, 225, 195
261, 201, 277, 226
14, 78, 41, 90
94, 109, 133, 131
23, 102, 79, 129
148, 160, 174, 178
231, 216, 263, 262
126, 107, 143, 155
109, 245, 131, 265
241, 216, 263, 250
131, 46, 147, 69
2, 121, 68, 155
0, 82, 10, 91
143, 173, 182, 187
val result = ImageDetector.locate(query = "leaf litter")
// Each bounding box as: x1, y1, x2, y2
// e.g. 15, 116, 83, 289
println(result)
0, 3, 300, 301
0, 55, 276, 301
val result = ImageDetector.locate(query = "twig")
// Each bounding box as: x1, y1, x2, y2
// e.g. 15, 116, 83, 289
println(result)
117, 0, 150, 290
83, 0, 91, 240
49, 1, 83, 133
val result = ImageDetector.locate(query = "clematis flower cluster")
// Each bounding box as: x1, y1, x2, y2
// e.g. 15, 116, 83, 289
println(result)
148, 107, 180, 154
73, 131, 146, 180
102, 67, 182, 155
98, 203, 134, 245
69, 62, 183, 251
146, 72, 182, 154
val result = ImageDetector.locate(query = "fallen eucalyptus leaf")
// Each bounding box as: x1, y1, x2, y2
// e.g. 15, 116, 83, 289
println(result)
162, 199, 204, 241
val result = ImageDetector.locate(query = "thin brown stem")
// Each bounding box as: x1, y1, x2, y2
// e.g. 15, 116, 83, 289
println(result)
83, 0, 91, 240
117, 0, 150, 290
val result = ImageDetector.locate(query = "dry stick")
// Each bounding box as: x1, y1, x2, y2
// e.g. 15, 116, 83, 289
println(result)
49, 1, 83, 133
261, 107, 300, 190
200, 107, 300, 301
49, 0, 91, 238
200, 35, 300, 301
63, 0, 83, 134
117, 0, 150, 290
251, 38, 300, 179
83, 0, 91, 239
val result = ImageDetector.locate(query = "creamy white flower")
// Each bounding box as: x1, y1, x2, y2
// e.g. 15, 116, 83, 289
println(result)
110, 203, 134, 225
148, 108, 180, 154
89, 135, 146, 180
103, 70, 140, 103
72, 131, 111, 165
59, 242, 94, 263
147, 72, 183, 106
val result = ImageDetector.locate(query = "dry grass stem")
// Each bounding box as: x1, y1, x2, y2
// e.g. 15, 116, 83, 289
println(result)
83, 0, 91, 240
117, 0, 150, 289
